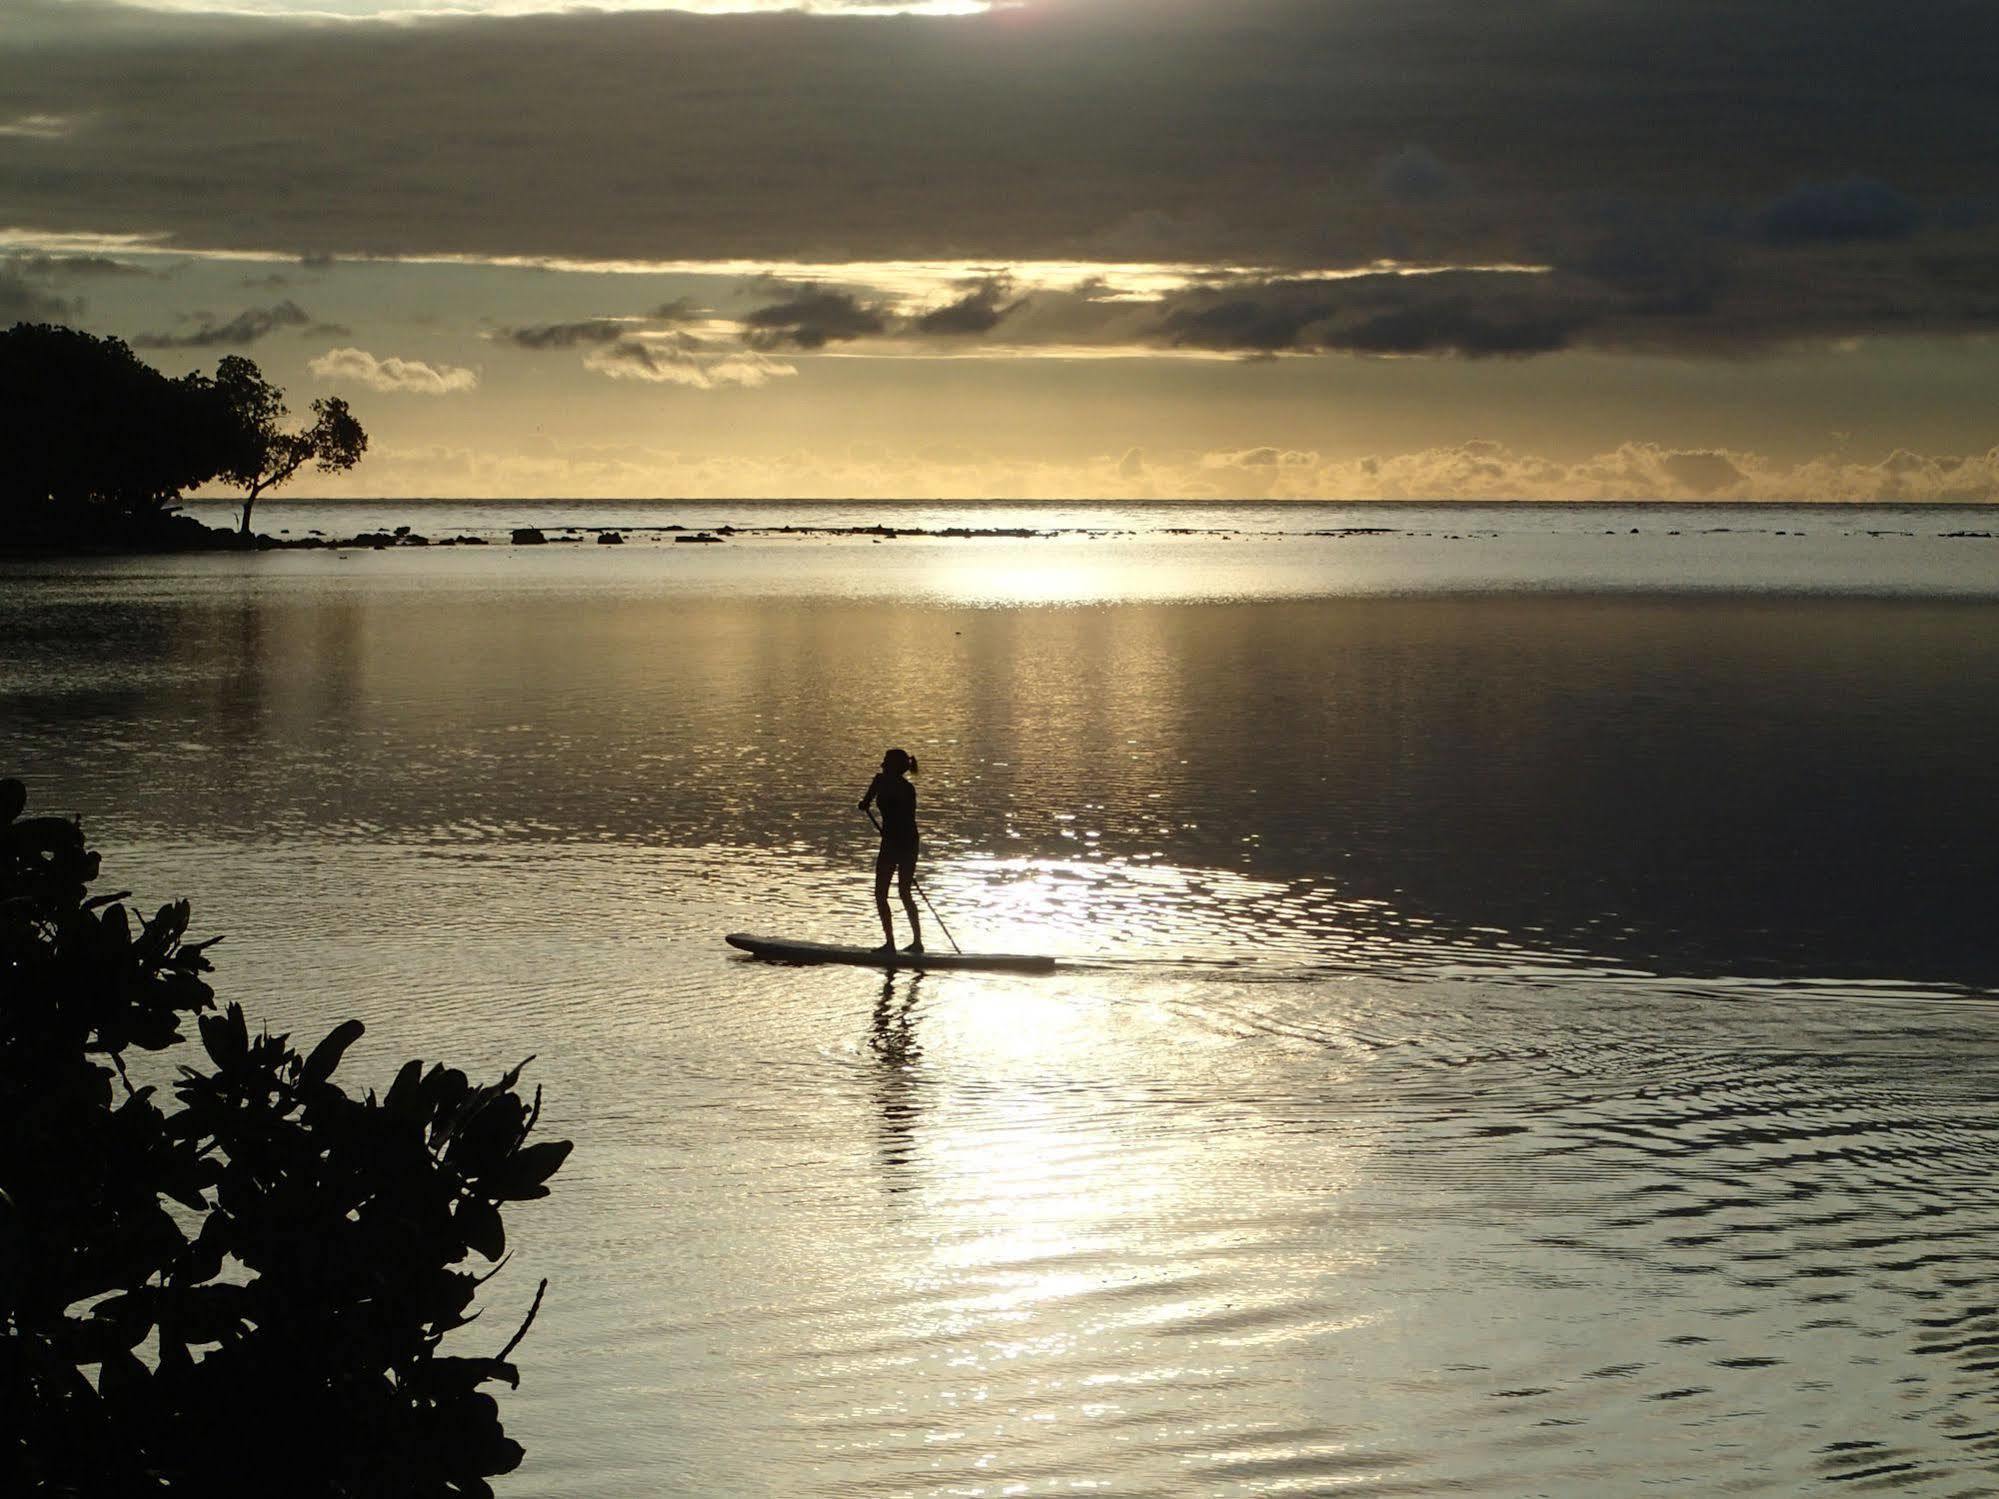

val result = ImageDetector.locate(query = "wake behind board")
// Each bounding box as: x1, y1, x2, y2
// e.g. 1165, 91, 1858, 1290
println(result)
726, 933, 1056, 973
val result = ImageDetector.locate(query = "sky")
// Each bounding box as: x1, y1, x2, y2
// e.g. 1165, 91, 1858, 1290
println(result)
4, 0, 1998, 500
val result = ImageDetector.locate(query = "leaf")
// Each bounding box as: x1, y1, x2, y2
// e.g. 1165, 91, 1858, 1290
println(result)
181, 1212, 229, 1283
199, 1005, 249, 1070
420, 1355, 519, 1393
487, 1139, 573, 1201
99, 903, 132, 949
171, 1283, 252, 1344
97, 1346, 150, 1400
55, 1313, 137, 1363
423, 1065, 471, 1118
301, 1018, 365, 1087
90, 1289, 159, 1336
384, 1058, 426, 1121
456, 1196, 506, 1261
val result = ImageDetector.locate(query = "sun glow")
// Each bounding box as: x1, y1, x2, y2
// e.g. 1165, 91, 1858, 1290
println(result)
0, 227, 1549, 301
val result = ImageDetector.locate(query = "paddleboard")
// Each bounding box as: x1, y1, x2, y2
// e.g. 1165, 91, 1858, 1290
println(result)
726, 933, 1056, 973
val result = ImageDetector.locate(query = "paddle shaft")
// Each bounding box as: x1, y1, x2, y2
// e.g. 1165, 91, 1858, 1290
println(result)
864, 807, 962, 954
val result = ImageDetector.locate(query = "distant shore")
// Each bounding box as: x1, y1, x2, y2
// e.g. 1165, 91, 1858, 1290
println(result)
8, 499, 1996, 558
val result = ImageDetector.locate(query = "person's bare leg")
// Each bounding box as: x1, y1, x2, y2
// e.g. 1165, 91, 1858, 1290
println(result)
898, 864, 923, 952
875, 851, 896, 949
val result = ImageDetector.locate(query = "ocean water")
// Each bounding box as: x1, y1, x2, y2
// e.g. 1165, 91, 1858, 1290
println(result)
5, 504, 1998, 1495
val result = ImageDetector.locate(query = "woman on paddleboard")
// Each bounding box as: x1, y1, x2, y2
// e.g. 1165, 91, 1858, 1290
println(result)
859, 748, 923, 956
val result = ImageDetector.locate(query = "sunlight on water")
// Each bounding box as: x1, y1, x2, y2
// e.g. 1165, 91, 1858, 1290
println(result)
6, 525, 1999, 1496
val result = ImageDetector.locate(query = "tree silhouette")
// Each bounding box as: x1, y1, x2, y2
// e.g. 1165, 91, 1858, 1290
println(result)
1, 778, 567, 1495
212, 356, 368, 538
0, 324, 228, 543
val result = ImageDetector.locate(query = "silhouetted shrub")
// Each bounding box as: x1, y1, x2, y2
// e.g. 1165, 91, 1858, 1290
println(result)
0, 777, 568, 1496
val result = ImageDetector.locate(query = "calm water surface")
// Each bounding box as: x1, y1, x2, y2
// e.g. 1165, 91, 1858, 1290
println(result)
4, 508, 1997, 1495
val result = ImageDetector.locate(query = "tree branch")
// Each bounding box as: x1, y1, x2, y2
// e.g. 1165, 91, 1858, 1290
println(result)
496, 1278, 548, 1363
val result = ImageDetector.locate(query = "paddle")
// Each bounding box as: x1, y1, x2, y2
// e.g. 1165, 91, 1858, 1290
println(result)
863, 807, 963, 955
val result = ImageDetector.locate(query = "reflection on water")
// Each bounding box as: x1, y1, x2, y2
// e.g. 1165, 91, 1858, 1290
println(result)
6, 570, 1995, 986
870, 973, 925, 1192
4, 538, 1998, 1496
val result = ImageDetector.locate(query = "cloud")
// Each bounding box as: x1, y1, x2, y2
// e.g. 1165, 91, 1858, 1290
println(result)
1157, 271, 1598, 358
1561, 218, 1726, 318
1653, 449, 1747, 496
1330, 441, 1999, 503
490, 306, 792, 386
913, 275, 1021, 336
252, 431, 1999, 504
307, 345, 478, 395
8, 252, 152, 278
1202, 447, 1319, 469
494, 318, 635, 350
5, 0, 1998, 357
1373, 145, 1460, 203
741, 288, 887, 350
581, 334, 795, 389
1756, 179, 1921, 246
133, 300, 311, 348
0, 112, 72, 140
0, 268, 78, 321
1162, 440, 1999, 504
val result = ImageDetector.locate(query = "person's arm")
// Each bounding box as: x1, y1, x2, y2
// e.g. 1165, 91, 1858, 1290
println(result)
858, 773, 882, 813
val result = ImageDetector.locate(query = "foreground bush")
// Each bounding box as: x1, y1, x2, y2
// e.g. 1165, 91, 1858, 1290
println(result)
0, 777, 569, 1496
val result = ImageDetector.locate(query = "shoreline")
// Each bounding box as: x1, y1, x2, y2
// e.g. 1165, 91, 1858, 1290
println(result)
6, 500, 1996, 558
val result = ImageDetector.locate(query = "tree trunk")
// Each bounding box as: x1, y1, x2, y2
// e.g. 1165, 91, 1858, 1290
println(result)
238, 484, 262, 540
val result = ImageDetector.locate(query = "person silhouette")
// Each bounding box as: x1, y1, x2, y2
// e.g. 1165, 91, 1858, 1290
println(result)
859, 748, 923, 956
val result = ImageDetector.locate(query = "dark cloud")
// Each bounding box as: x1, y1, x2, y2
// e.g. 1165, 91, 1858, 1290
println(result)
1559, 214, 1728, 318
1334, 294, 1583, 357
5, 0, 1989, 266
1756, 178, 1921, 246
4, 0, 1998, 355
913, 276, 1021, 336
9, 252, 152, 277
742, 289, 886, 350
133, 299, 310, 348
1159, 287, 1335, 354
496, 318, 634, 350
1157, 271, 1599, 358
0, 267, 78, 321
585, 337, 674, 377
498, 307, 710, 352
1373, 145, 1460, 203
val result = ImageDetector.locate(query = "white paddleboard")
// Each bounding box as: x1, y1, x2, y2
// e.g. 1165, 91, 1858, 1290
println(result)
726, 933, 1056, 973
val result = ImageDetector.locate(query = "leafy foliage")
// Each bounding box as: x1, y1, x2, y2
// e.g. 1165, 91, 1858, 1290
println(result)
212, 355, 368, 537
0, 324, 233, 546
0, 778, 568, 1496
0, 325, 368, 549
